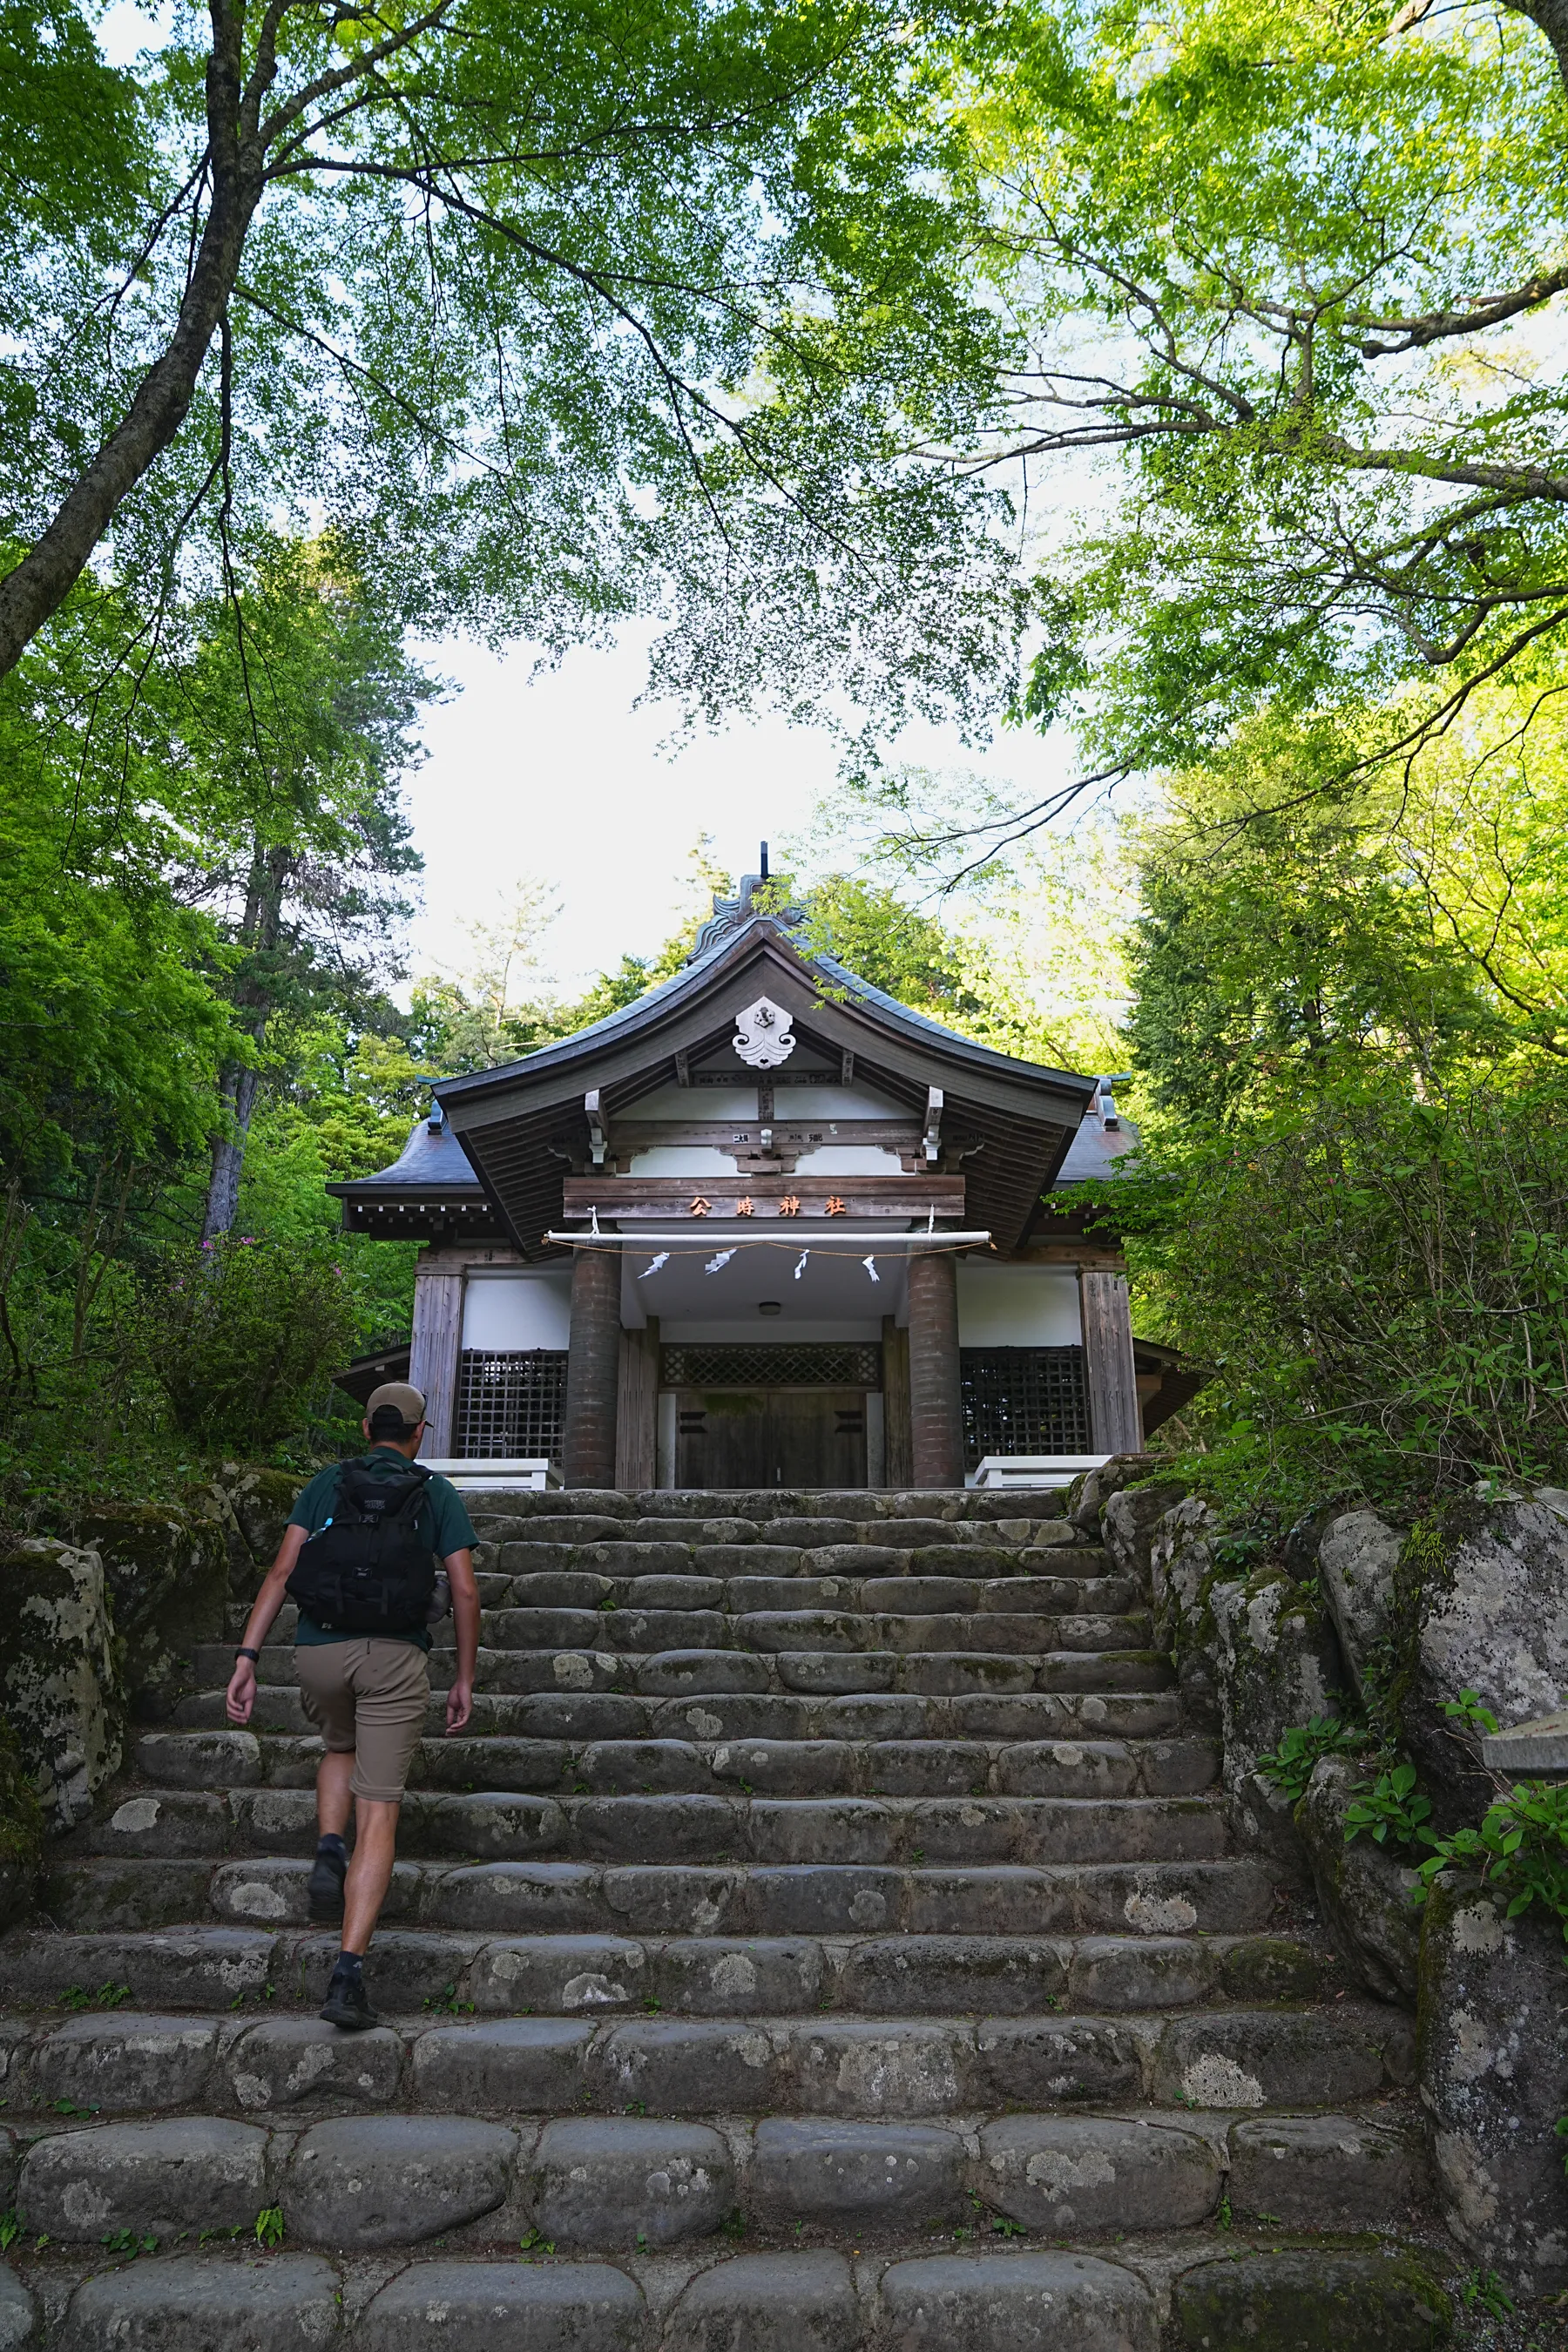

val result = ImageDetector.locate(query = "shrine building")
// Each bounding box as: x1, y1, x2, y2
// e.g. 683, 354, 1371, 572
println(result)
331, 867, 1193, 1490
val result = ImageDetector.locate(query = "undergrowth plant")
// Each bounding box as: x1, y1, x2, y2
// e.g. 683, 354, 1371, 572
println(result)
1416, 1782, 1568, 1946
1254, 1715, 1368, 1803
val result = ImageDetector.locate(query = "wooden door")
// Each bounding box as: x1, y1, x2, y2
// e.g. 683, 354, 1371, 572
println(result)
674, 1389, 868, 1490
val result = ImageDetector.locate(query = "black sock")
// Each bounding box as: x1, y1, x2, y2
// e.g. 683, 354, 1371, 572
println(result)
335, 1949, 363, 1978
316, 1833, 347, 1860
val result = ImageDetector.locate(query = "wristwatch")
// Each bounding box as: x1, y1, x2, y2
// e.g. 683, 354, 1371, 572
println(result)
234, 1646, 260, 1664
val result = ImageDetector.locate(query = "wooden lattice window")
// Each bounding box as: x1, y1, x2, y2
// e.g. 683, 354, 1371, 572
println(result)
661, 1342, 882, 1389
959, 1347, 1092, 1468
454, 1349, 568, 1460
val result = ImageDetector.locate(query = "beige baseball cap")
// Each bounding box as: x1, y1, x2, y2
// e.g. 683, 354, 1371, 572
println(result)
365, 1382, 427, 1425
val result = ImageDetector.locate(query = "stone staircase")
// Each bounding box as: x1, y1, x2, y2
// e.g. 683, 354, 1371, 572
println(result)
0, 1487, 1437, 2349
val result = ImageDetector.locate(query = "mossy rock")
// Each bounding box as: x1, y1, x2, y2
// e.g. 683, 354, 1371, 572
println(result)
71, 1503, 228, 1722
0, 1707, 43, 1926
1173, 2247, 1450, 2349
0, 1537, 124, 1832
194, 1464, 304, 1598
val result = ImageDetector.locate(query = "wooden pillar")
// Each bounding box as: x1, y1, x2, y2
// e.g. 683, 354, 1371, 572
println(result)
882, 1315, 912, 1490
1079, 1268, 1142, 1456
616, 1320, 659, 1491
907, 1251, 964, 1489
564, 1246, 621, 1487
409, 1260, 463, 1458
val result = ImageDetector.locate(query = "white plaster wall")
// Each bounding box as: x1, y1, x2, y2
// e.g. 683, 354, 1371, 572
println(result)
771, 1085, 904, 1119
794, 1146, 904, 1173
625, 1146, 739, 1176
956, 1263, 1082, 1347
461, 1271, 572, 1350
632, 1086, 756, 1119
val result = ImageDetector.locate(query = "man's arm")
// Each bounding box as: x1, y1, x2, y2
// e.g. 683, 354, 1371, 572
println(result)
443, 1546, 480, 1734
226, 1524, 308, 1725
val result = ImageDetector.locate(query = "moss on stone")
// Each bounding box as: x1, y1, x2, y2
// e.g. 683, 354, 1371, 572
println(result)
1173, 2247, 1451, 2349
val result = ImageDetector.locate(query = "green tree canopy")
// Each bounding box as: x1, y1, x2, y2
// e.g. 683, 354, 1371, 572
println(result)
905, 0, 1568, 845
0, 0, 1015, 742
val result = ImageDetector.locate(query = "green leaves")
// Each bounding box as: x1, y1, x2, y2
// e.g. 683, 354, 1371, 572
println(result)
1416, 1781, 1568, 1943
1343, 1761, 1436, 1851
1256, 1714, 1366, 1803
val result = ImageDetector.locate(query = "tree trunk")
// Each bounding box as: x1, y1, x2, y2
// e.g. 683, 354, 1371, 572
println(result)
1504, 0, 1568, 90
200, 837, 289, 1243
0, 0, 265, 677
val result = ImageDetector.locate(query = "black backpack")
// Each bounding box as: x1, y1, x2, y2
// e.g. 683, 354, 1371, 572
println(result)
286, 1458, 437, 1636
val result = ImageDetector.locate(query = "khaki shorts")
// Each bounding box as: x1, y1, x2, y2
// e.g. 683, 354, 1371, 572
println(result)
294, 1639, 429, 1804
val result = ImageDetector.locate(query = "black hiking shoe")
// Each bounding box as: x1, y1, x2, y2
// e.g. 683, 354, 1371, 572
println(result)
320, 1965, 378, 2032
306, 1842, 348, 1923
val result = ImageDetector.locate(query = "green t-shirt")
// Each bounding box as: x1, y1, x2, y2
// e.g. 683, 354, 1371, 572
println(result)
287, 1448, 477, 1650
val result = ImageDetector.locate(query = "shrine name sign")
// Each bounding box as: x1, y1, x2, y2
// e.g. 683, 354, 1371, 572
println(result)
559, 1176, 965, 1224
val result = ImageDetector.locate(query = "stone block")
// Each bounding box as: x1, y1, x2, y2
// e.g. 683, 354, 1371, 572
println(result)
417, 1738, 568, 1794
664, 2253, 858, 2352
421, 1794, 566, 1860
1066, 1936, 1214, 2011
653, 1937, 822, 2015
747, 1801, 896, 1866
971, 2017, 1147, 2107
1077, 1859, 1274, 1936
572, 1794, 738, 1862
410, 2018, 593, 2111
745, 1866, 904, 1936
91, 1789, 228, 1857
19, 2115, 268, 2239
843, 1936, 1066, 2016
277, 1928, 485, 2012
636, 1652, 772, 1697
710, 1739, 850, 1797
137, 1727, 261, 1788
578, 1740, 707, 1795
532, 2117, 733, 2248
868, 1743, 990, 1799
876, 2251, 1157, 2352
224, 2017, 404, 2111
0, 2267, 35, 2352
438, 1862, 607, 1935
1316, 1510, 1403, 1704
353, 2260, 646, 2351
60, 2253, 341, 2351
775, 1652, 896, 1695
993, 1742, 1138, 1800
1171, 2249, 1450, 2351
287, 2115, 516, 2248
32, 2012, 218, 2112
591, 2019, 785, 2112
1420, 1872, 1568, 2293
0, 1925, 276, 2010
902, 1869, 1072, 1936
978, 2116, 1219, 2233
469, 1933, 647, 2013
1228, 2115, 1425, 2229
787, 2020, 967, 2116
601, 1866, 744, 1936
752, 2118, 963, 2223
0, 1537, 124, 1831
42, 1856, 217, 1933
1152, 2008, 1404, 2110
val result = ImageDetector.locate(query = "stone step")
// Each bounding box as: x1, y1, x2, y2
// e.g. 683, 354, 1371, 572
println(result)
467, 1487, 1073, 1521
220, 1598, 1141, 1655
466, 1503, 1076, 1544
177, 1680, 1186, 1744
71, 1821, 1276, 1927
3, 1916, 1321, 2014
117, 1763, 1228, 1862
7, 2104, 1425, 2259
480, 1546, 1116, 1583
151, 1724, 1219, 1801
23, 2237, 1457, 2352
24, 2234, 1461, 2352
198, 1644, 1176, 1701
0, 1972, 1412, 2109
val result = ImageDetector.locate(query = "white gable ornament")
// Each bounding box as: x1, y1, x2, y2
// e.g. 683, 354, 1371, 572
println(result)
732, 994, 796, 1069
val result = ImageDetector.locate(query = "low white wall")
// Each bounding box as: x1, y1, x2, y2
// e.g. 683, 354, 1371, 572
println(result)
955, 1262, 1082, 1347
461, 1270, 572, 1351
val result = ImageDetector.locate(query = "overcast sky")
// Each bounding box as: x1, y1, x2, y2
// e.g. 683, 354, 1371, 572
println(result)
397, 626, 1073, 997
